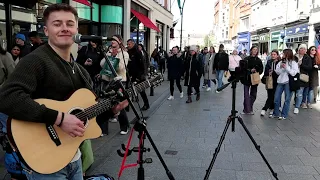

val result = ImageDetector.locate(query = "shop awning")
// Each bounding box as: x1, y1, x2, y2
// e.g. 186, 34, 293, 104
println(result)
131, 9, 161, 32
73, 0, 92, 7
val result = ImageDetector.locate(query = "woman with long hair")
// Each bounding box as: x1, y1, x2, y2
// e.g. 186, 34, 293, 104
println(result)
240, 46, 263, 115
138, 44, 150, 76
10, 45, 21, 65
184, 45, 201, 103
261, 49, 280, 116
98, 35, 130, 135
294, 44, 313, 114
305, 46, 320, 105
271, 49, 299, 120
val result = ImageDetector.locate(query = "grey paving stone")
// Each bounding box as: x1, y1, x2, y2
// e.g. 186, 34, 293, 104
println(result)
279, 147, 311, 156
232, 152, 265, 163
241, 162, 284, 173
299, 156, 320, 166
277, 173, 318, 180
236, 171, 273, 180
177, 158, 202, 167
282, 165, 318, 175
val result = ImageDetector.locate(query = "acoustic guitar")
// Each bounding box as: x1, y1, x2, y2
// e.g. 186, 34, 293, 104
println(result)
7, 74, 163, 174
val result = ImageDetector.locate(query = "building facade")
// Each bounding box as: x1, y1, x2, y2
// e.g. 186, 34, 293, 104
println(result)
1, 0, 173, 55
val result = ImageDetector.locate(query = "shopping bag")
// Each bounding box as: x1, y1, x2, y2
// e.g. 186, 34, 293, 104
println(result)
250, 72, 261, 85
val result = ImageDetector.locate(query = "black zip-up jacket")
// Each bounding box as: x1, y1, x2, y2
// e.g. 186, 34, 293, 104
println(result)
213, 51, 229, 71
240, 56, 263, 86
127, 45, 145, 80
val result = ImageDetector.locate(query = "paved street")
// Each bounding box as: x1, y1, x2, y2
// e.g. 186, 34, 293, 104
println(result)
88, 82, 320, 180
1, 79, 320, 180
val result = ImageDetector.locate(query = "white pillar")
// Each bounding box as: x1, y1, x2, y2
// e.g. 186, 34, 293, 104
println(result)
123, 0, 131, 42
148, 10, 156, 55
162, 24, 167, 51
308, 24, 315, 48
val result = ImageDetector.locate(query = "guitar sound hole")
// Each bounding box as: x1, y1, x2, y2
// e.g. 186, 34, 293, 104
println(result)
69, 108, 88, 128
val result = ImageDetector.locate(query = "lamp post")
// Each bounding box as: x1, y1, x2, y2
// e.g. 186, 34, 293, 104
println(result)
178, 0, 186, 49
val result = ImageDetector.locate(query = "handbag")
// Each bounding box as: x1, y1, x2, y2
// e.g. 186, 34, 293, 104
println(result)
300, 73, 309, 83
266, 74, 273, 89
250, 72, 261, 85
289, 73, 300, 91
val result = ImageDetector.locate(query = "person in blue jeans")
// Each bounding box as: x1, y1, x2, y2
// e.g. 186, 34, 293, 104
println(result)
213, 44, 229, 93
293, 44, 313, 114
272, 49, 299, 120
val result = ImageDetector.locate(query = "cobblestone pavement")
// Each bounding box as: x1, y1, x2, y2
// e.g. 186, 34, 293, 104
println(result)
89, 82, 320, 180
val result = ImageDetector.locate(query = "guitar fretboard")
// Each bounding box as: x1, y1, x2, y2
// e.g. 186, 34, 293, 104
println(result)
74, 76, 160, 121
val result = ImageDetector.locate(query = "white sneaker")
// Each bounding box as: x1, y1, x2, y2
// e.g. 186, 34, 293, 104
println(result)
167, 96, 174, 100
120, 130, 128, 135
294, 108, 299, 114
180, 92, 184, 98
269, 110, 274, 115
109, 118, 117, 123
215, 90, 220, 93
206, 87, 211, 91
301, 103, 307, 109
307, 103, 313, 109
261, 110, 266, 116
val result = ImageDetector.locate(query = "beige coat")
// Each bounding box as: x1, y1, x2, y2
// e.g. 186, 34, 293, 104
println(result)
204, 53, 216, 80
100, 48, 129, 82
0, 52, 15, 87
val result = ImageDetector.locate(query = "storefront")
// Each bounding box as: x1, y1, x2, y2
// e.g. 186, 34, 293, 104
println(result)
285, 24, 309, 50
251, 35, 259, 48
270, 31, 285, 51
237, 31, 250, 53
0, 3, 37, 49
258, 33, 269, 54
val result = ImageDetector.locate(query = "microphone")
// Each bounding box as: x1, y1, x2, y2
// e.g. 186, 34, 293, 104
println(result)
73, 34, 115, 43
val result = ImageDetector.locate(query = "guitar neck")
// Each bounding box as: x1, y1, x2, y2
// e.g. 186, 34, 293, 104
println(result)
126, 80, 151, 95
75, 80, 152, 121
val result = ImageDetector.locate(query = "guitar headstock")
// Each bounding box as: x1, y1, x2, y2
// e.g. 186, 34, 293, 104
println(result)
149, 73, 164, 88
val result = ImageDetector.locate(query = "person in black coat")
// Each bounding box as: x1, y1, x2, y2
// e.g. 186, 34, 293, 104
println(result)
127, 39, 150, 110
76, 40, 104, 81
184, 45, 201, 103
213, 44, 229, 92
239, 46, 263, 114
261, 50, 280, 116
167, 46, 184, 100
294, 44, 313, 113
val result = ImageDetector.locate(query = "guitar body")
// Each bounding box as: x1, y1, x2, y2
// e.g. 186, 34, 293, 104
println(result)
8, 88, 102, 174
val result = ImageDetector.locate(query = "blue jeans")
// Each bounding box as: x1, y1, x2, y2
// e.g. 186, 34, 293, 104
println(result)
273, 83, 292, 118
295, 87, 307, 108
302, 87, 313, 104
0, 112, 8, 133
217, 70, 225, 89
25, 159, 83, 180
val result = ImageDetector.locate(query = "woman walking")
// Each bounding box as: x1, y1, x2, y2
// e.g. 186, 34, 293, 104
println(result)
271, 49, 299, 120
167, 46, 184, 100
261, 50, 280, 116
240, 46, 263, 115
184, 45, 201, 103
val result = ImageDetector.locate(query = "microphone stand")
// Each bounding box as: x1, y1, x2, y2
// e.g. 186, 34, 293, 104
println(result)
203, 78, 278, 180
99, 45, 175, 180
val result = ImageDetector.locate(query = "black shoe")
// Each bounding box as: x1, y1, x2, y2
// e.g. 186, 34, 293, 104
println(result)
141, 105, 150, 111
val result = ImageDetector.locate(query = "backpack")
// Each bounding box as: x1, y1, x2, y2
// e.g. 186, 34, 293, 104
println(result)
84, 174, 114, 180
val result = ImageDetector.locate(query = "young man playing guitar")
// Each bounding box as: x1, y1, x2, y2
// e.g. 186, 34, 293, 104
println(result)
0, 3, 128, 179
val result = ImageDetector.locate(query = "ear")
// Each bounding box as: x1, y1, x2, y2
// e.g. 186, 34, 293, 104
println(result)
43, 26, 49, 37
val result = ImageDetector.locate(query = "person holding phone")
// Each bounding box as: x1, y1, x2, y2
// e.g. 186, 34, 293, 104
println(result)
77, 40, 104, 81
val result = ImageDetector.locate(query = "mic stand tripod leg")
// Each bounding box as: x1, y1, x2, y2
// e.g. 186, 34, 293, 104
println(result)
236, 116, 279, 180
203, 115, 234, 180
144, 128, 175, 180
137, 129, 145, 180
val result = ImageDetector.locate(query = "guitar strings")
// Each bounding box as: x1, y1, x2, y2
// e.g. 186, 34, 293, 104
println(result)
74, 78, 159, 120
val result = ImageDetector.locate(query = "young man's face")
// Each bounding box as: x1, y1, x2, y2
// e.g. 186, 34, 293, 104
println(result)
44, 11, 78, 49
